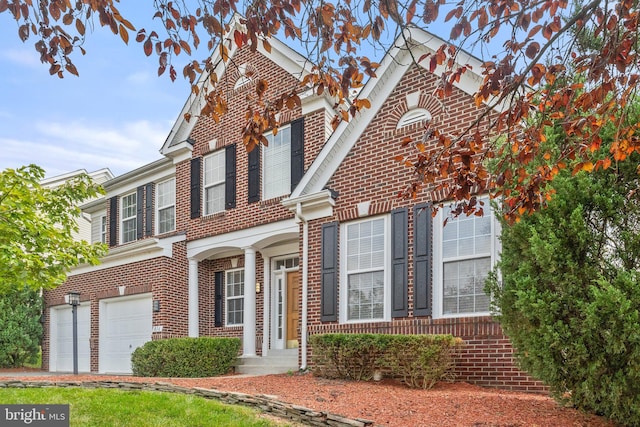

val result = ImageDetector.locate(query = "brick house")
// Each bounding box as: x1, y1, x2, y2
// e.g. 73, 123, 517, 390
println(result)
42, 22, 543, 391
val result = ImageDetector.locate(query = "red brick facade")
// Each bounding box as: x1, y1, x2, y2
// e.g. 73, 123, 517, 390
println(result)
301, 63, 544, 391
43, 31, 545, 392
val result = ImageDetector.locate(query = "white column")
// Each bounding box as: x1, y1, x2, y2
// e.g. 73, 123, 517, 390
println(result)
301, 219, 309, 369
242, 247, 257, 356
188, 258, 199, 337
262, 256, 270, 357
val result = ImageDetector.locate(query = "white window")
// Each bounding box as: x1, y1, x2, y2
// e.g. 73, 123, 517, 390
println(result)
100, 215, 107, 244
434, 198, 499, 317
262, 125, 291, 200
204, 151, 225, 215
225, 269, 244, 326
340, 216, 390, 323
275, 257, 299, 270
91, 212, 107, 244
157, 178, 175, 234
121, 192, 137, 244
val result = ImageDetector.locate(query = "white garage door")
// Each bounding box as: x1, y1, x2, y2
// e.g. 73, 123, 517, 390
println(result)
99, 294, 152, 374
49, 304, 91, 373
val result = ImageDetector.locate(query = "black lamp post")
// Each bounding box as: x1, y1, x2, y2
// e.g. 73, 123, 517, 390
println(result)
67, 292, 80, 375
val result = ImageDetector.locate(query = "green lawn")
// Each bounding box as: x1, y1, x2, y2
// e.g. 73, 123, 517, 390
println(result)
0, 387, 292, 426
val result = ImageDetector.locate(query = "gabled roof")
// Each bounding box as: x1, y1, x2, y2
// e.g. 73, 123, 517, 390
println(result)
287, 27, 485, 200
41, 168, 114, 188
160, 13, 316, 159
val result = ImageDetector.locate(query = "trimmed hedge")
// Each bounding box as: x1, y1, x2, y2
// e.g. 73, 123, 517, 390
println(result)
310, 333, 462, 388
310, 334, 385, 381
131, 337, 240, 377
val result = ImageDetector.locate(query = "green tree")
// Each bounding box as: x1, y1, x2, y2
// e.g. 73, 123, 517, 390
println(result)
0, 286, 43, 368
487, 154, 640, 425
0, 165, 107, 294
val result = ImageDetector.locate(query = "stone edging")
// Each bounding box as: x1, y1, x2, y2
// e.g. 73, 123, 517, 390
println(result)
0, 380, 375, 427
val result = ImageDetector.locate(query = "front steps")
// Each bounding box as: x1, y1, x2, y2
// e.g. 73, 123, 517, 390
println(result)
235, 349, 299, 375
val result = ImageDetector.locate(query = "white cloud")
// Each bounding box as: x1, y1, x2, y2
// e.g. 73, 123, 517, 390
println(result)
126, 71, 151, 85
1, 119, 171, 178
0, 48, 40, 68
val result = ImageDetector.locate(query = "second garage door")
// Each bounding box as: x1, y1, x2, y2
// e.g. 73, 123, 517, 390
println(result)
99, 294, 152, 374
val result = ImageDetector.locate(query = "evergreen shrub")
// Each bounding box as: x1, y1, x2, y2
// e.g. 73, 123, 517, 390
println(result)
310, 333, 462, 388
131, 337, 240, 377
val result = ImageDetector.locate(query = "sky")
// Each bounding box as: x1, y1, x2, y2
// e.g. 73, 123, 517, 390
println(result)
0, 6, 192, 178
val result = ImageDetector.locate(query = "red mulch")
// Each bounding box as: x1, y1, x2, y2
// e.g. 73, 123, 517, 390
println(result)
0, 370, 617, 426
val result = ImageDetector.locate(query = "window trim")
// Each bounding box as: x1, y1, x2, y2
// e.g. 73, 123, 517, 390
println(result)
100, 215, 107, 244
432, 198, 501, 319
225, 268, 245, 327
261, 124, 292, 200
339, 215, 392, 324
120, 191, 137, 244
156, 177, 176, 235
203, 150, 226, 216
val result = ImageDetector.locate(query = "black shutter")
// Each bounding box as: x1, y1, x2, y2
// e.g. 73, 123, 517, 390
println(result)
136, 186, 144, 240
391, 208, 408, 317
290, 117, 304, 192
321, 222, 338, 322
109, 196, 118, 247
248, 146, 260, 203
414, 203, 433, 316
214, 271, 224, 327
145, 183, 153, 236
190, 157, 201, 219
225, 144, 237, 209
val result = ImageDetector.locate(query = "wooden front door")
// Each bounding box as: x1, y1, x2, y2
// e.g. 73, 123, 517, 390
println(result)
286, 271, 300, 349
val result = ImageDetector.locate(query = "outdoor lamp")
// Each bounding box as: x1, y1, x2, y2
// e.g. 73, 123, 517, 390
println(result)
67, 291, 80, 306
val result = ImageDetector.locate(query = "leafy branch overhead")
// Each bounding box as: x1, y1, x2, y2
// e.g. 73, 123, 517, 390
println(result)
3, 0, 640, 219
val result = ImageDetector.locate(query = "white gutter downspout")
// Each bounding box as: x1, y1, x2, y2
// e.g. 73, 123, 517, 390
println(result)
295, 202, 309, 370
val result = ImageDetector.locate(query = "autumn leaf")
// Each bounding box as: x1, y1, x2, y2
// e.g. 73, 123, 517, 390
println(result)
262, 39, 272, 53
234, 30, 244, 48
143, 39, 152, 56
119, 24, 129, 44
525, 42, 540, 59
219, 44, 229, 61
180, 40, 191, 55
256, 79, 268, 96
65, 61, 78, 76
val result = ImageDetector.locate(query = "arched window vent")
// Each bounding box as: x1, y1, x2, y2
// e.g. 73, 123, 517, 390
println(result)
396, 108, 431, 129
234, 64, 255, 90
